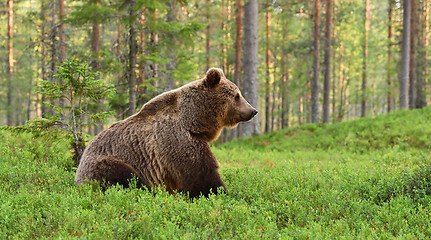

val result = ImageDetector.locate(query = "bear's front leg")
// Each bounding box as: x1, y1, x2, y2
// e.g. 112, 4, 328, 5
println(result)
181, 166, 226, 198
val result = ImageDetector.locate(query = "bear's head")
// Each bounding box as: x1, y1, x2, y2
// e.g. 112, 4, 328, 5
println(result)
181, 68, 258, 142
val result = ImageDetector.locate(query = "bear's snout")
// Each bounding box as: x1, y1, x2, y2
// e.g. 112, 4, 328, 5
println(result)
240, 108, 258, 121
251, 109, 258, 118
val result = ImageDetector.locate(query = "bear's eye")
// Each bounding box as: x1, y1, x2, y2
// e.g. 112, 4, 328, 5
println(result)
235, 94, 240, 101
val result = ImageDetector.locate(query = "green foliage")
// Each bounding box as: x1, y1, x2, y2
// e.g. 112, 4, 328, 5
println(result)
38, 58, 115, 164
2, 108, 431, 238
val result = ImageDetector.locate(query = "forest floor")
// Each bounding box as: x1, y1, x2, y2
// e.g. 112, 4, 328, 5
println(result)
1, 107, 431, 239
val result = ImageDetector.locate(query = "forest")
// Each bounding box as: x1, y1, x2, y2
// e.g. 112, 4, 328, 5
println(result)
1, 0, 429, 137
2, 0, 431, 238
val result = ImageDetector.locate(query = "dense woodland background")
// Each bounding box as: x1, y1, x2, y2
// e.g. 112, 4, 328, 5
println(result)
1, 0, 429, 141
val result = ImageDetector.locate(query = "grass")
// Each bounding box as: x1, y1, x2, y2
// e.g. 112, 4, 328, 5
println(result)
1, 107, 431, 239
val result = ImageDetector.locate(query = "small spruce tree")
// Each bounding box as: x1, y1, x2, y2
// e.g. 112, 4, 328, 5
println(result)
37, 58, 115, 166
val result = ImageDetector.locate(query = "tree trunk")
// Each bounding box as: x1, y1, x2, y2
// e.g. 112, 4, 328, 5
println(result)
416, 0, 427, 108
311, 0, 320, 123
128, 0, 137, 116
361, 0, 370, 117
150, 9, 159, 88
409, 0, 416, 109
399, 0, 411, 109
117, 16, 122, 85
59, 0, 65, 62
221, 0, 227, 74
234, 0, 242, 87
41, 0, 48, 118
58, 0, 66, 111
242, 0, 260, 137
264, 1, 270, 133
387, 0, 393, 112
233, 0, 243, 138
426, 0, 430, 106
206, 0, 212, 70
280, 10, 289, 129
332, 0, 337, 122
138, 9, 145, 100
50, 0, 57, 86
91, 1, 102, 135
7, 0, 13, 126
166, 0, 178, 90
323, 0, 332, 123
299, 94, 303, 125
271, 52, 276, 131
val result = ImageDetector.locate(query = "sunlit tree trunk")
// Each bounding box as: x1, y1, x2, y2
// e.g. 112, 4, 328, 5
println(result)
311, 0, 320, 123
128, 0, 137, 116
242, 0, 260, 136
58, 0, 66, 110
206, 0, 211, 70
331, 0, 337, 122
41, 0, 48, 118
399, 0, 411, 109
139, 10, 145, 99
281, 14, 289, 129
361, 0, 370, 117
91, 1, 102, 134
233, 0, 243, 138
387, 0, 393, 112
416, 0, 427, 108
117, 17, 122, 85
50, 0, 57, 86
409, 0, 416, 109
150, 10, 159, 86
7, 0, 13, 125
425, 0, 430, 106
234, 0, 242, 87
59, 0, 65, 62
264, 0, 270, 133
323, 0, 332, 123
221, 0, 227, 74
166, 0, 178, 90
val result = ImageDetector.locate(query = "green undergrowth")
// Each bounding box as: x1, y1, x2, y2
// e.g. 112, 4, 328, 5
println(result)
1, 108, 431, 239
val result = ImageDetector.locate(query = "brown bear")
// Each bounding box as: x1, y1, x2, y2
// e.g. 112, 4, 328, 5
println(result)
74, 68, 257, 198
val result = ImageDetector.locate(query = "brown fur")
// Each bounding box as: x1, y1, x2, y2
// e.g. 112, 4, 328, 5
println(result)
75, 68, 257, 198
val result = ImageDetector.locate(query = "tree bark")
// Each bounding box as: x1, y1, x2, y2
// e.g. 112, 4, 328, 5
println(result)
415, 0, 427, 108
139, 9, 145, 97
221, 0, 227, 74
281, 12, 289, 129
323, 0, 332, 123
166, 0, 178, 90
424, 0, 429, 106
331, 0, 337, 122
242, 0, 260, 137
128, 0, 137, 116
59, 0, 65, 62
7, 0, 13, 126
50, 0, 57, 86
409, 0, 416, 109
117, 17, 122, 85
399, 0, 411, 109
206, 0, 212, 70
233, 0, 243, 138
58, 0, 66, 111
361, 0, 370, 117
264, 1, 270, 133
234, 0, 242, 86
311, 0, 320, 123
387, 0, 393, 112
41, 0, 48, 118
91, 1, 102, 134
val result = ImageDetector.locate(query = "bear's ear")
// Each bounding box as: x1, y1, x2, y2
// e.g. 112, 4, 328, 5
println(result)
204, 68, 224, 88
